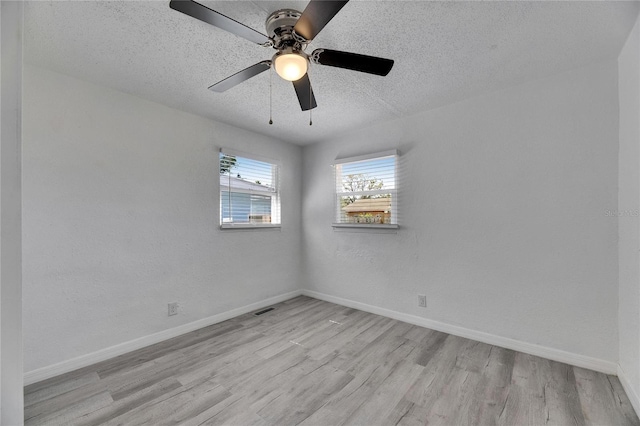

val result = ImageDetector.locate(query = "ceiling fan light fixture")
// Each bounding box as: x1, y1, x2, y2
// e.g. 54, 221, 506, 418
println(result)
172, 0, 394, 112
273, 50, 308, 82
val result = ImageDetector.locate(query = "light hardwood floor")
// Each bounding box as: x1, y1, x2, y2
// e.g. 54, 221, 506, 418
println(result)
24, 296, 640, 425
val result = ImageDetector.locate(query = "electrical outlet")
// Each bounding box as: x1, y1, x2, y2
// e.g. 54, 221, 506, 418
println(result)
418, 295, 427, 308
168, 302, 178, 316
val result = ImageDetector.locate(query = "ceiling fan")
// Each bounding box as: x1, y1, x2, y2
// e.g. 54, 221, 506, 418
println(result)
169, 0, 394, 111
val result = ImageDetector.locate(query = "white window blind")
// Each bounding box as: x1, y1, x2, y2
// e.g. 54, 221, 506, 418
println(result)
334, 150, 398, 226
219, 149, 281, 228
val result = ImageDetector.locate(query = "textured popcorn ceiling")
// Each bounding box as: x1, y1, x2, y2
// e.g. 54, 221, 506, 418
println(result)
24, 1, 640, 145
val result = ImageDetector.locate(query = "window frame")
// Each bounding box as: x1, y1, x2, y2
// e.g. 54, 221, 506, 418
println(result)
219, 148, 282, 230
332, 149, 399, 230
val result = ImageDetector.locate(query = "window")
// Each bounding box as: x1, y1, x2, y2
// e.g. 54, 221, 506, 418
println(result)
219, 149, 281, 228
334, 150, 398, 227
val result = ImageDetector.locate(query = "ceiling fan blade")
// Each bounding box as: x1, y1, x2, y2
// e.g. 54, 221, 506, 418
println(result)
311, 49, 394, 76
293, 0, 349, 41
170, 0, 269, 45
209, 61, 271, 93
292, 74, 317, 111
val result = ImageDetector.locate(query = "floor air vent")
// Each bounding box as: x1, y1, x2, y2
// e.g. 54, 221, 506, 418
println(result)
253, 307, 275, 316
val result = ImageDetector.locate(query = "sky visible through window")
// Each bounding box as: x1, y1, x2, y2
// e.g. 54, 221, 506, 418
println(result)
221, 154, 274, 187
339, 156, 395, 191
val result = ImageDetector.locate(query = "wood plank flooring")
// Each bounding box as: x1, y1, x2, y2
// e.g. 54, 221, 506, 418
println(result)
24, 296, 640, 425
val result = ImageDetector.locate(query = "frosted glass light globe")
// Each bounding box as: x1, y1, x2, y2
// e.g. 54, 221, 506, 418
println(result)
274, 52, 308, 81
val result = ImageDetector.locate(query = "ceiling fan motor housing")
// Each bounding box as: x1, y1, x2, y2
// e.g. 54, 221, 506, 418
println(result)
266, 9, 305, 50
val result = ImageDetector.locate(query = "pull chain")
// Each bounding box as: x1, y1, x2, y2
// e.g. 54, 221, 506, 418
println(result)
308, 70, 312, 126
269, 65, 273, 125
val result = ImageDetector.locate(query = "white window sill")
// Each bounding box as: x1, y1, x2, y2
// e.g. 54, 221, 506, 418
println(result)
332, 223, 398, 229
220, 224, 281, 230
332, 223, 399, 231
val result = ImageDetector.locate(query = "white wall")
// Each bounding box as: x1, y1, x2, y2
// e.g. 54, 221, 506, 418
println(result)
1, 2, 24, 423
22, 65, 302, 373
302, 60, 620, 365
618, 12, 640, 415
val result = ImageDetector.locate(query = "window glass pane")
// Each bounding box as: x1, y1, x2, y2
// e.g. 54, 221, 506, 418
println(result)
335, 153, 397, 225
220, 151, 280, 226
337, 156, 396, 193
338, 194, 393, 224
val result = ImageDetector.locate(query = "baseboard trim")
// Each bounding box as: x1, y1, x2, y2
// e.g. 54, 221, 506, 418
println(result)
618, 364, 640, 418
25, 288, 620, 386
301, 289, 618, 375
24, 290, 303, 386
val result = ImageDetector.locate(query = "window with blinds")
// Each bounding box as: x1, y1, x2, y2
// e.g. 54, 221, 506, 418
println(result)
219, 149, 281, 228
334, 150, 398, 227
